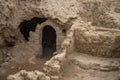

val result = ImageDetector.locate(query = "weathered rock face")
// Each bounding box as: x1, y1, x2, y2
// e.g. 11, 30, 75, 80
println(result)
0, 0, 79, 47
0, 0, 79, 28
77, 0, 120, 29
0, 27, 17, 47
0, 0, 120, 49
74, 22, 120, 57
0, 0, 120, 80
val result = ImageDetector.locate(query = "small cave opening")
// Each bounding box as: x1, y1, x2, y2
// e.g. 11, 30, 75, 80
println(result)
19, 17, 47, 41
42, 25, 56, 58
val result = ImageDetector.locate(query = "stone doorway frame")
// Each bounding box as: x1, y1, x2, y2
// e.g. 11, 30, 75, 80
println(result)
29, 20, 63, 57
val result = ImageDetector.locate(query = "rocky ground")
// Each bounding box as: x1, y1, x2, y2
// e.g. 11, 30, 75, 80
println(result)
62, 52, 120, 80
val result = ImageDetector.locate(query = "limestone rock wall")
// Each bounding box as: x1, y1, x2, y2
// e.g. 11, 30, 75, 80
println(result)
0, 0, 120, 80
0, 0, 79, 48
74, 21, 120, 57
77, 0, 120, 29
0, 0, 120, 48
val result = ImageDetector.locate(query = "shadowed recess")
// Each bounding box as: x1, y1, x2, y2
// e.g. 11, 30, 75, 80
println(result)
42, 25, 56, 58
19, 17, 47, 41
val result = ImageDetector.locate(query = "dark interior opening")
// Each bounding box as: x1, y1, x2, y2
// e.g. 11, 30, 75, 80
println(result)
42, 25, 56, 58
19, 17, 47, 41
62, 29, 67, 36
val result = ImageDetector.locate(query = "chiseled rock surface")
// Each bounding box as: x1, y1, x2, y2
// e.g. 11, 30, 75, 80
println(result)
74, 21, 120, 57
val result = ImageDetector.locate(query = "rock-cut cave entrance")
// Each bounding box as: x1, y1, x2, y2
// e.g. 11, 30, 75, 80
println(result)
42, 25, 56, 58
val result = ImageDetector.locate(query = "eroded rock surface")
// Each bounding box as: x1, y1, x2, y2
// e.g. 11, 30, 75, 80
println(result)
7, 70, 50, 80
0, 0, 120, 80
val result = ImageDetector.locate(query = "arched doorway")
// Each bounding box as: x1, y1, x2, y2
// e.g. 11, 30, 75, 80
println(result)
42, 25, 56, 58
